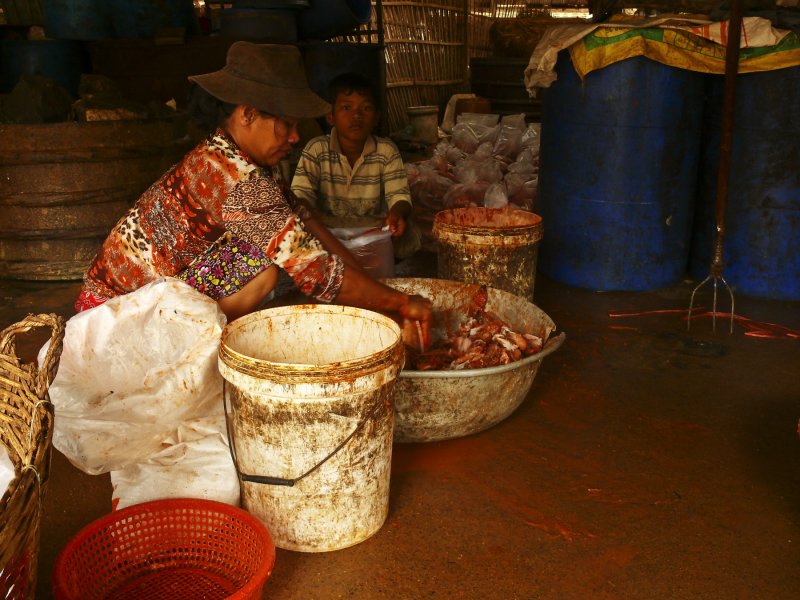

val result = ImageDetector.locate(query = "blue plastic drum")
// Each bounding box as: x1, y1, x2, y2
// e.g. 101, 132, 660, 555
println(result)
538, 52, 706, 291
688, 66, 800, 301
108, 0, 198, 38
42, 0, 113, 40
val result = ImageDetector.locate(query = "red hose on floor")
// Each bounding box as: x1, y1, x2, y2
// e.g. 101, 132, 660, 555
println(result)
607, 308, 800, 340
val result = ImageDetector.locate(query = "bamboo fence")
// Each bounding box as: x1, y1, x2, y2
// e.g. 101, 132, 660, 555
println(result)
378, 1, 467, 133
333, 1, 595, 133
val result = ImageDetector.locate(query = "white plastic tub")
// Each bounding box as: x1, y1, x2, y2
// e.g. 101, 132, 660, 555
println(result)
384, 278, 564, 442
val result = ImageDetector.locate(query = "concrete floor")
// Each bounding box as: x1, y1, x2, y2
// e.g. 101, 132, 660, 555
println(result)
2, 253, 800, 599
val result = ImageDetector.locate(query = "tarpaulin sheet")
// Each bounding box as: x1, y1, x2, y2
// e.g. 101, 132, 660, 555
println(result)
525, 16, 800, 92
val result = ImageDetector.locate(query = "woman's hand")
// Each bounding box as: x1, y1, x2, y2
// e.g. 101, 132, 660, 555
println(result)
400, 294, 433, 322
399, 294, 432, 351
333, 268, 432, 349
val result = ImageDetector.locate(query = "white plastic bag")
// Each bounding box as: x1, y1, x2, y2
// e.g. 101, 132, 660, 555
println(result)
46, 278, 227, 475
110, 415, 240, 510
493, 123, 524, 159
484, 181, 510, 209
520, 123, 541, 154
451, 122, 499, 153
456, 112, 499, 127
0, 444, 14, 500
330, 226, 395, 279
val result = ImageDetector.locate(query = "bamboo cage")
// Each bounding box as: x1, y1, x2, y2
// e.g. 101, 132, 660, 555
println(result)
468, 0, 532, 57
333, 1, 590, 133
379, 0, 469, 133
336, 1, 485, 133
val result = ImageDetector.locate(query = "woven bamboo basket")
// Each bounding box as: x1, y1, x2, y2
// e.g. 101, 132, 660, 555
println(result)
382, 0, 470, 134
0, 314, 65, 600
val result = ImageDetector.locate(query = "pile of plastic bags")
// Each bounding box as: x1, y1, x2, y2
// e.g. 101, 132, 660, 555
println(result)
406, 113, 540, 250
42, 278, 240, 510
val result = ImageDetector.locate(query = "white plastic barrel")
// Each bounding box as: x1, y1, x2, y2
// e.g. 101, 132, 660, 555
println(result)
218, 304, 404, 552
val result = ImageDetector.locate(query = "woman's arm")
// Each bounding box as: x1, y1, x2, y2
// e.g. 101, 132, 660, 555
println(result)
225, 176, 431, 322
335, 263, 431, 321
300, 210, 368, 275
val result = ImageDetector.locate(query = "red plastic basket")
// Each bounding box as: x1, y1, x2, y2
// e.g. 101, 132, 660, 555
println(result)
52, 498, 275, 600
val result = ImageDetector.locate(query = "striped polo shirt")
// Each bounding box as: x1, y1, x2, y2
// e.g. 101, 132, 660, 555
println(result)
291, 128, 412, 218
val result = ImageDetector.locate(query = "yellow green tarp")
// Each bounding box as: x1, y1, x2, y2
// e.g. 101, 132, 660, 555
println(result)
569, 26, 800, 78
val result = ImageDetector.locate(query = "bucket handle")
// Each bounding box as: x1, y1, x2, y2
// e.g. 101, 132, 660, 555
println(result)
223, 380, 387, 487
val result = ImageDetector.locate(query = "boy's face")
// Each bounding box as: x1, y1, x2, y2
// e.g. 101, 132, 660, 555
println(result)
327, 89, 379, 146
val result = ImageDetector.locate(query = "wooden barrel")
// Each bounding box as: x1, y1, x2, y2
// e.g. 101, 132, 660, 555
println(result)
0, 118, 190, 280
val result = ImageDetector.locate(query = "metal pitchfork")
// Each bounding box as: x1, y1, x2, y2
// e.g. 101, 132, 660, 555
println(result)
688, 0, 743, 334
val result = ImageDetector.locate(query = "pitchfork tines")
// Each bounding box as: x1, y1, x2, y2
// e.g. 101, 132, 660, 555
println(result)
687, 0, 742, 336
688, 269, 735, 334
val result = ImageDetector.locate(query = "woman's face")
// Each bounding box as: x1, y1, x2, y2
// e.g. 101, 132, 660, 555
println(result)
237, 110, 300, 166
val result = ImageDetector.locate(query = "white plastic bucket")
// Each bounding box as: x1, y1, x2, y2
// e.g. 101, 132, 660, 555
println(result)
218, 305, 404, 552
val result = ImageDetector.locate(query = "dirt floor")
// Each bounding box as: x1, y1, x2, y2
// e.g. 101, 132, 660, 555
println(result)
2, 251, 800, 599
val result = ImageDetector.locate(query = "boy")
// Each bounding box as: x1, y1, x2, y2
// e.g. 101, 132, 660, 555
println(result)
291, 72, 420, 257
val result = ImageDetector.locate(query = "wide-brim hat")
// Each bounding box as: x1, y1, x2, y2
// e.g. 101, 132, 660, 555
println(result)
189, 42, 331, 119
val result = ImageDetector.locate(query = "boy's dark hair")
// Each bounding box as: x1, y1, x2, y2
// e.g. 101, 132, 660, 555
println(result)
327, 72, 377, 105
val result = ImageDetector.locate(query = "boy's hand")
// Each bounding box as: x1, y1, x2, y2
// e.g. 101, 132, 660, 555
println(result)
385, 207, 407, 238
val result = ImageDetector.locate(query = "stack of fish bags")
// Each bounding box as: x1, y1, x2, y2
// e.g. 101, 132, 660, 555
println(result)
406, 113, 540, 251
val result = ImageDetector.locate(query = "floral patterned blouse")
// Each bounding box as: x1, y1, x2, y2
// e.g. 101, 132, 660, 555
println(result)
82, 128, 344, 303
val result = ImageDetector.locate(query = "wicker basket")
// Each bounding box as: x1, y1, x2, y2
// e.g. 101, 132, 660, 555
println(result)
0, 314, 66, 600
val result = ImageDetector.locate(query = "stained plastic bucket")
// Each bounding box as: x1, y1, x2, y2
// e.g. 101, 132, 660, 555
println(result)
538, 52, 706, 291
218, 305, 404, 552
688, 67, 800, 301
433, 207, 543, 301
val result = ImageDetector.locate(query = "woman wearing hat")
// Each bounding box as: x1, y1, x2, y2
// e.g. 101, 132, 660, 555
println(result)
75, 42, 431, 328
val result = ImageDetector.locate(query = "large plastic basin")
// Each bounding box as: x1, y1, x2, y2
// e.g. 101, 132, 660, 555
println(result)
384, 278, 565, 442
